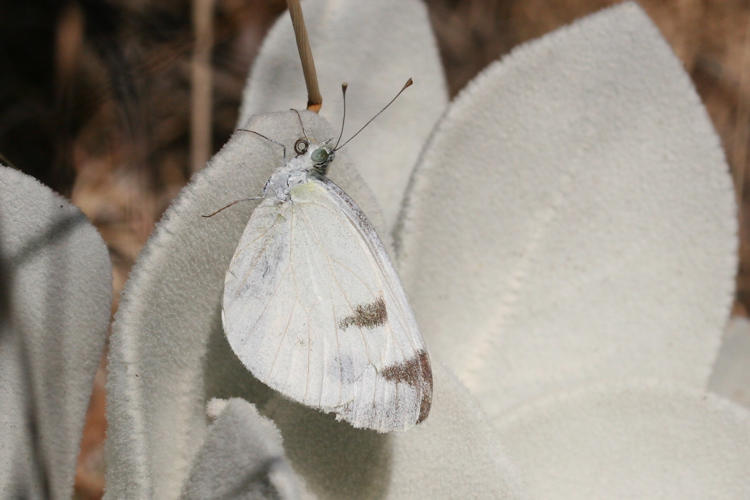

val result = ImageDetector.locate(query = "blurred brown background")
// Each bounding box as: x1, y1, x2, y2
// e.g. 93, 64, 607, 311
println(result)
0, 1, 747, 498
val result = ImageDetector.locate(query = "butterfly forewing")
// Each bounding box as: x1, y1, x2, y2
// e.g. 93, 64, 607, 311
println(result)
223, 178, 432, 432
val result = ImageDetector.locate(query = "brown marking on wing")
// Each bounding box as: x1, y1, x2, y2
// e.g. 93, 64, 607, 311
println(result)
382, 350, 433, 424
338, 296, 387, 329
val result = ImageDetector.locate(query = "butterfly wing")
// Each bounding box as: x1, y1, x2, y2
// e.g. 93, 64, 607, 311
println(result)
223, 178, 432, 432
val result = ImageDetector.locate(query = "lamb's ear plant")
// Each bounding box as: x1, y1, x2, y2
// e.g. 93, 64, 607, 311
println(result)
396, 2, 737, 419
709, 316, 750, 408
106, 0, 750, 498
0, 165, 111, 499
104, 111, 520, 499
494, 381, 750, 498
179, 398, 302, 500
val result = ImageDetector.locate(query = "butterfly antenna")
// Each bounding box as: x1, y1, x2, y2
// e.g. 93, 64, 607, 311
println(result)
237, 128, 287, 160
290, 108, 309, 140
334, 83, 348, 149
334, 78, 413, 151
201, 197, 262, 218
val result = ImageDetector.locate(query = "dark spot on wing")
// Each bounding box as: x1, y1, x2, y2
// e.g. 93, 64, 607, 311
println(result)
381, 350, 433, 423
338, 296, 387, 329
261, 262, 271, 278
258, 236, 285, 280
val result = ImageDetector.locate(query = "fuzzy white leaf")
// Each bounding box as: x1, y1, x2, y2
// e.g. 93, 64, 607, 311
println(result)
495, 382, 750, 499
0, 165, 111, 499
262, 361, 521, 499
0, 325, 46, 499
396, 2, 736, 418
180, 398, 302, 500
239, 0, 448, 231
708, 316, 750, 408
105, 112, 391, 499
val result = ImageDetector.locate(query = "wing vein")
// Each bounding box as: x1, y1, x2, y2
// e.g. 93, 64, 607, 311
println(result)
268, 300, 297, 380
296, 206, 375, 369
231, 208, 279, 261
306, 188, 420, 356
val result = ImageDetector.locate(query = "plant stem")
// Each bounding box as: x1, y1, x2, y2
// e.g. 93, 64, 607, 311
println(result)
190, 0, 214, 172
286, 0, 322, 112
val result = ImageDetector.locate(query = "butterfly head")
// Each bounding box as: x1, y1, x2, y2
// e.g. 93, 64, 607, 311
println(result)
311, 144, 334, 169
294, 137, 335, 176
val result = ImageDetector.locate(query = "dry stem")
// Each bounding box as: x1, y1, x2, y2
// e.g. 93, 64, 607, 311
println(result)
190, 0, 214, 172
287, 0, 323, 111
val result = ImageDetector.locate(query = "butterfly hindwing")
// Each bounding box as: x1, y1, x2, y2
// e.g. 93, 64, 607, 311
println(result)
223, 177, 432, 432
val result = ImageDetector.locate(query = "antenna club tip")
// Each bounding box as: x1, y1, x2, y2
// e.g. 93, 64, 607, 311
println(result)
336, 77, 412, 151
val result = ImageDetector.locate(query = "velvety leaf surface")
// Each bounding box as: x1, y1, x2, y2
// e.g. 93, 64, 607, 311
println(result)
106, 112, 517, 498
262, 361, 520, 499
495, 382, 750, 499
709, 316, 750, 408
105, 111, 383, 499
397, 3, 736, 418
0, 165, 111, 499
180, 398, 301, 500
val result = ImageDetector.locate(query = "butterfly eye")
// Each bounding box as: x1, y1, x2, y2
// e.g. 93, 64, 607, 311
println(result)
311, 147, 330, 164
294, 138, 309, 155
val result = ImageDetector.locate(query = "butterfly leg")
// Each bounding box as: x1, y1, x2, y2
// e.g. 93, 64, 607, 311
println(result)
201, 196, 263, 218
236, 128, 287, 162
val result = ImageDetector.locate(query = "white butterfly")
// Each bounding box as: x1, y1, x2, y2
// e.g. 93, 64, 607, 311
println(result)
218, 87, 432, 432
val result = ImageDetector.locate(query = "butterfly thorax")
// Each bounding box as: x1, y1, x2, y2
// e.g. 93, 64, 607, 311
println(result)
262, 142, 335, 202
